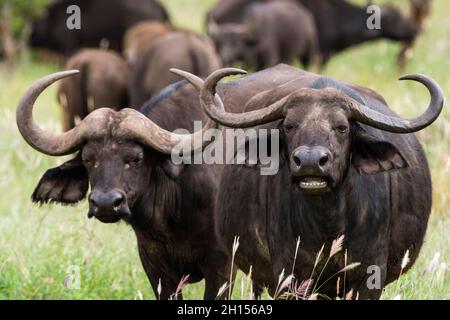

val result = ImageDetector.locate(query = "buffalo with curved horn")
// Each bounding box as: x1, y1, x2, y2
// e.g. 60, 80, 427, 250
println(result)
16, 68, 246, 300
175, 65, 444, 299
198, 69, 443, 133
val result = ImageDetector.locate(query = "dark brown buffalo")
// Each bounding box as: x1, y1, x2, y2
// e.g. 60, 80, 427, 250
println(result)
178, 65, 443, 299
57, 49, 129, 131
127, 25, 221, 107
16, 70, 249, 299
30, 0, 169, 55
297, 0, 420, 66
208, 1, 317, 69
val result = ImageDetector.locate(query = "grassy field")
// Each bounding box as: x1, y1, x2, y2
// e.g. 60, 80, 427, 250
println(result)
0, 0, 448, 300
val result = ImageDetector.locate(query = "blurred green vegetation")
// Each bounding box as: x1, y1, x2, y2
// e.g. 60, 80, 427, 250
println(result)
0, 0, 448, 299
0, 0, 50, 37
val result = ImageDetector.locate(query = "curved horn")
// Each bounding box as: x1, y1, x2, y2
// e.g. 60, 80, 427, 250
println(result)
350, 74, 444, 133
16, 70, 112, 156
170, 68, 204, 90
112, 108, 206, 155
118, 68, 247, 155
170, 68, 239, 150
199, 68, 291, 128
18, 69, 259, 158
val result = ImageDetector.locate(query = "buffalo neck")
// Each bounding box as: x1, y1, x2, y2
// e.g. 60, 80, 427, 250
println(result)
294, 177, 352, 236
283, 166, 390, 249
277, 165, 361, 246
128, 167, 182, 242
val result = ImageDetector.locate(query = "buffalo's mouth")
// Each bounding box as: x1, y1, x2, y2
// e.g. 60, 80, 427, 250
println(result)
94, 215, 123, 224
293, 176, 330, 194
87, 204, 131, 224
300, 177, 328, 190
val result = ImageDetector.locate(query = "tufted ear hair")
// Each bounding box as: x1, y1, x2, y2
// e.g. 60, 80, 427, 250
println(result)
161, 158, 185, 180
32, 154, 89, 205
351, 124, 408, 175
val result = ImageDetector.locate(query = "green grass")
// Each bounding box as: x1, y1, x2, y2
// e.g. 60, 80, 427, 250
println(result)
0, 0, 448, 300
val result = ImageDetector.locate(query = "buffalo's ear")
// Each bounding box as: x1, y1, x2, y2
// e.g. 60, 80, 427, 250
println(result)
351, 124, 408, 175
32, 154, 89, 205
161, 158, 185, 180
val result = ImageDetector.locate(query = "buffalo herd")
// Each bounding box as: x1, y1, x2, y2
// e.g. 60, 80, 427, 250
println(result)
15, 0, 443, 300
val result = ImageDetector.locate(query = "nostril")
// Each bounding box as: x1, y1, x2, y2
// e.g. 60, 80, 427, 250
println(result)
89, 196, 98, 207
293, 155, 302, 167
319, 154, 329, 167
113, 197, 123, 208
89, 191, 124, 211
111, 192, 125, 209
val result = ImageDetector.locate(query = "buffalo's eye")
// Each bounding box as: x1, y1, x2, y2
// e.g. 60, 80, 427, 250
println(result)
284, 123, 295, 132
125, 154, 143, 166
132, 157, 142, 164
83, 157, 93, 165
336, 125, 349, 133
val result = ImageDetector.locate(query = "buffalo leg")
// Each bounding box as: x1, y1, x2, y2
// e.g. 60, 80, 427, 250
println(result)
202, 250, 232, 300
339, 262, 387, 300
147, 273, 181, 300
58, 91, 75, 131
137, 242, 181, 300
253, 282, 264, 300
62, 111, 75, 132
260, 48, 280, 69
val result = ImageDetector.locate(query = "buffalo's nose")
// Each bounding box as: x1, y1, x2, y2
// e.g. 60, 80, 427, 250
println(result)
291, 146, 332, 174
89, 190, 125, 212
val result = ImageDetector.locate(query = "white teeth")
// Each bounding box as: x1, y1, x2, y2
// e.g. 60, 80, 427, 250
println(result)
300, 179, 327, 189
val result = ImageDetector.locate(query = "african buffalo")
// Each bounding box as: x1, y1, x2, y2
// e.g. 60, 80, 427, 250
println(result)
30, 0, 169, 55
123, 21, 175, 65
16, 70, 249, 299
208, 1, 317, 69
57, 49, 129, 131
296, 0, 420, 66
180, 64, 443, 299
127, 25, 221, 107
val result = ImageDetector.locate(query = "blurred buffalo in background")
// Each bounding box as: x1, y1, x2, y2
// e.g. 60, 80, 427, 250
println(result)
125, 22, 221, 107
208, 0, 318, 69
208, 0, 430, 69
30, 0, 170, 56
123, 21, 175, 65
57, 49, 129, 131
297, 0, 425, 67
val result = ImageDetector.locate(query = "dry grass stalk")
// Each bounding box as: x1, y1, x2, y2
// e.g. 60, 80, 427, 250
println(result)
228, 236, 240, 300
345, 289, 354, 300
216, 282, 228, 300
171, 274, 190, 300
157, 278, 162, 300
291, 236, 301, 275
330, 235, 345, 258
